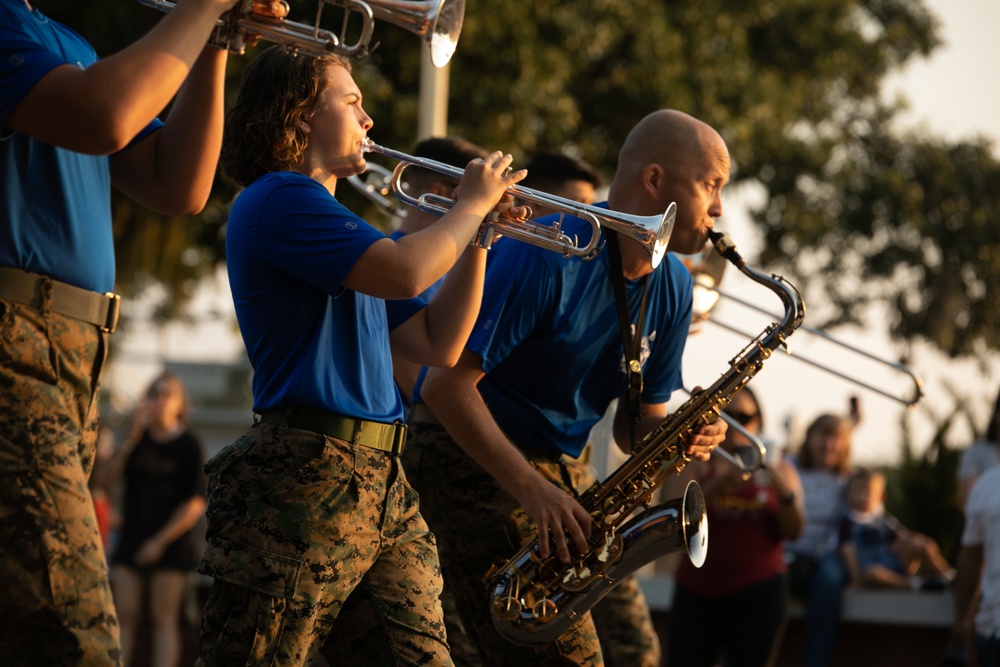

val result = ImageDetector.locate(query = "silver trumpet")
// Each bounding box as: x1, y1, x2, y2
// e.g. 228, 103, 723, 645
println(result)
363, 139, 676, 268
138, 0, 465, 67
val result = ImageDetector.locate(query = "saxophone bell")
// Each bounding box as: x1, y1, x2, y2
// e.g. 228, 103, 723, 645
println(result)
488, 481, 707, 646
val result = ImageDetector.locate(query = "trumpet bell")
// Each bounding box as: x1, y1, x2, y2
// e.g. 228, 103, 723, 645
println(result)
368, 0, 465, 68
138, 0, 465, 67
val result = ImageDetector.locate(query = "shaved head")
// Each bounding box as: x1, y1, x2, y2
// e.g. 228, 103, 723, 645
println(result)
615, 109, 727, 184
607, 109, 731, 265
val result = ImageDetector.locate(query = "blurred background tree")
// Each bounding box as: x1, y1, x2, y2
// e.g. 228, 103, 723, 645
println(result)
37, 0, 999, 360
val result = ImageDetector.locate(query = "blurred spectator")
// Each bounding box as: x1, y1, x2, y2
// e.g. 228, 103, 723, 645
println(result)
958, 387, 1000, 509
89, 424, 119, 557
667, 386, 805, 667
838, 468, 955, 590
102, 372, 206, 667
785, 413, 854, 667
950, 438, 1000, 667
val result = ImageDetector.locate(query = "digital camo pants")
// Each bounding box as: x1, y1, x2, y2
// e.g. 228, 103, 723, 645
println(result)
402, 422, 660, 666
196, 422, 452, 666
0, 300, 119, 666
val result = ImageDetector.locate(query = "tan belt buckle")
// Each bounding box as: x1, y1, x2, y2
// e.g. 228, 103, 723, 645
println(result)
102, 292, 121, 333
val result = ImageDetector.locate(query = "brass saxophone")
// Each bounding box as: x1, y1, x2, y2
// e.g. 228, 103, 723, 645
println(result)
484, 230, 806, 646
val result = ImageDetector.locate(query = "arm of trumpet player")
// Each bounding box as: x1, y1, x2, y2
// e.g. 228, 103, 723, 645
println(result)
109, 45, 228, 215
389, 245, 488, 368
422, 353, 593, 564
342, 154, 524, 300
4, 0, 238, 155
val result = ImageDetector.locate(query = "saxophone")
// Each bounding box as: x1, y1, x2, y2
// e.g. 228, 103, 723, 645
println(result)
484, 230, 806, 646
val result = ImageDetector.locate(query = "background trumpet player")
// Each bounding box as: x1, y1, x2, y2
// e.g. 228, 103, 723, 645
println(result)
409, 109, 730, 665
0, 0, 249, 662
198, 46, 526, 665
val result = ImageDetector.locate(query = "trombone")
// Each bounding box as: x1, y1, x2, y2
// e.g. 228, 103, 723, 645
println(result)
362, 139, 677, 268
697, 279, 925, 408
347, 163, 408, 222
137, 0, 466, 67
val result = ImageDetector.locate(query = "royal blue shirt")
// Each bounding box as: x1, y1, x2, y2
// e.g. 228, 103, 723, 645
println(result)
389, 227, 445, 412
0, 0, 160, 293
466, 206, 693, 457
226, 171, 424, 422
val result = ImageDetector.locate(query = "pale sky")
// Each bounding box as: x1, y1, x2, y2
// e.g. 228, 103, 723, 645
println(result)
885, 0, 1000, 154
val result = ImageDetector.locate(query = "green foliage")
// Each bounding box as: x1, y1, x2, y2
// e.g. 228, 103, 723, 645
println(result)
37, 0, 1000, 354
885, 386, 981, 561
885, 428, 962, 562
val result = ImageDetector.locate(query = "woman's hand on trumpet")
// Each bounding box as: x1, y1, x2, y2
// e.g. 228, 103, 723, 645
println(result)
449, 151, 526, 221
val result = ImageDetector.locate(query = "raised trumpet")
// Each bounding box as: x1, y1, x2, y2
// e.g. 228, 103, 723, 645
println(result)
138, 0, 465, 67
362, 139, 676, 268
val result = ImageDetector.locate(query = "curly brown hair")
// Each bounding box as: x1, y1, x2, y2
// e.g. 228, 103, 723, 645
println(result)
221, 46, 352, 187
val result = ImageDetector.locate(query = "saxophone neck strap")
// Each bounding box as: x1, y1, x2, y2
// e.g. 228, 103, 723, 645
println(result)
605, 230, 649, 445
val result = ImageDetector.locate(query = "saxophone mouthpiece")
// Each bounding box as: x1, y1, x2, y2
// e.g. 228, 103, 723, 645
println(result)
708, 230, 744, 267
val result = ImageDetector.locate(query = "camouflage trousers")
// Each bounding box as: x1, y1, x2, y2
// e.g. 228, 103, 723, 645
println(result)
402, 422, 660, 666
0, 300, 120, 666
196, 422, 452, 666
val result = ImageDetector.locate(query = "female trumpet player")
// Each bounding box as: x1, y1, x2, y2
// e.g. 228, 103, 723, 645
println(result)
197, 46, 525, 665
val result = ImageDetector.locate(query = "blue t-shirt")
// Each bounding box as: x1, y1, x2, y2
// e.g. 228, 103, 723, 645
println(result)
465, 207, 693, 457
226, 171, 425, 422
389, 227, 444, 410
0, 1, 160, 293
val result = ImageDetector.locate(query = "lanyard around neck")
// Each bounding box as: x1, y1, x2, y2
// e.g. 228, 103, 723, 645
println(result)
605, 230, 650, 449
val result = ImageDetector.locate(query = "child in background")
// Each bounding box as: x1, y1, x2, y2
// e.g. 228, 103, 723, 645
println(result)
839, 468, 955, 590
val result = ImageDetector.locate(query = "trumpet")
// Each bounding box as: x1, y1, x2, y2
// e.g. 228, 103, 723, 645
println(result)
362, 139, 676, 268
138, 0, 465, 67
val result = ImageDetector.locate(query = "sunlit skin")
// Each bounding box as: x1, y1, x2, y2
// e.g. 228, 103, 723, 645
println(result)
295, 64, 374, 189
609, 109, 731, 279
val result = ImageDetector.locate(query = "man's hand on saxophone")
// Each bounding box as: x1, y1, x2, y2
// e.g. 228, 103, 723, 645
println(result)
421, 351, 594, 564
611, 386, 728, 461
